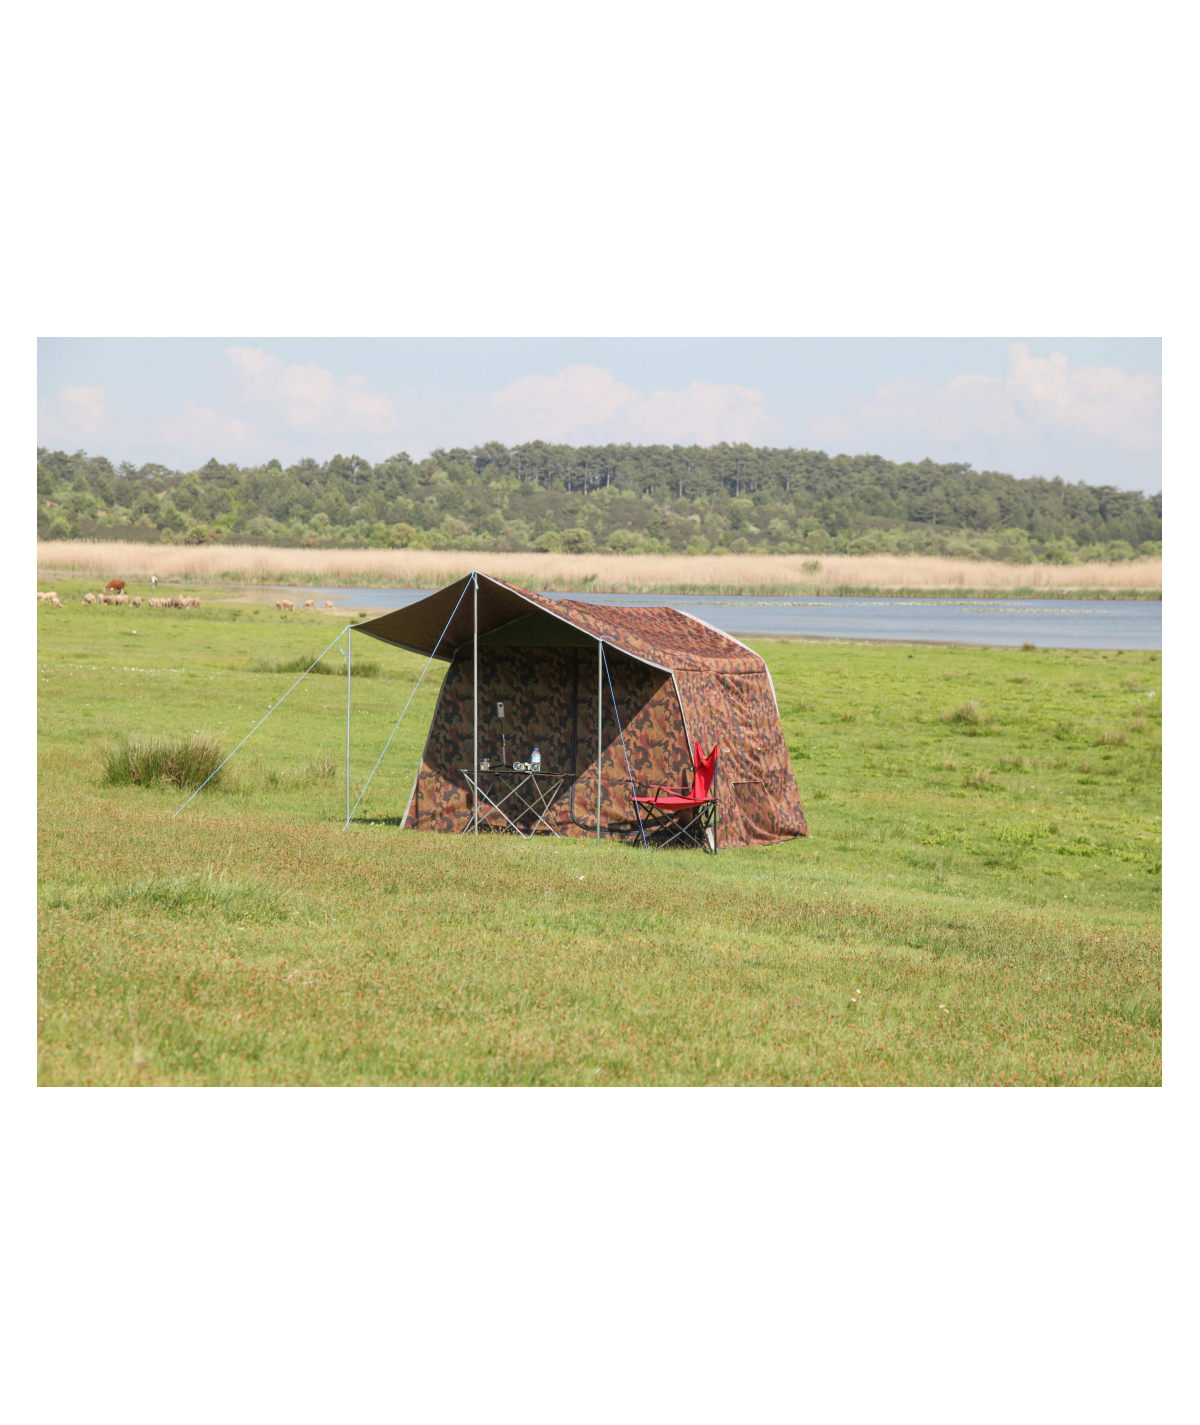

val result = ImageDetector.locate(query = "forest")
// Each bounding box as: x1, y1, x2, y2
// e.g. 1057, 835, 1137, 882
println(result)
37, 441, 1162, 564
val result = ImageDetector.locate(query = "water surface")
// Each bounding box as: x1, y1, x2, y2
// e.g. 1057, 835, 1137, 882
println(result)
279, 587, 1161, 651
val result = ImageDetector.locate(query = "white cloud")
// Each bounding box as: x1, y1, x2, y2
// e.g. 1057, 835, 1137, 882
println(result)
221, 345, 395, 434
38, 384, 110, 443
488, 364, 782, 445
154, 402, 260, 450
489, 365, 639, 439
1004, 344, 1160, 449
810, 344, 1160, 456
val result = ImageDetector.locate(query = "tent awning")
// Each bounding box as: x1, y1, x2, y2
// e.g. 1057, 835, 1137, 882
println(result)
355, 573, 764, 674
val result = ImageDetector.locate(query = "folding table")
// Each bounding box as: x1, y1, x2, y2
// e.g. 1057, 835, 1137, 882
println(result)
459, 767, 575, 839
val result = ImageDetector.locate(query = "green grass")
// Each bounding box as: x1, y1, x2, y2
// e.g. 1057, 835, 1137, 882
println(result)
254, 654, 382, 677
37, 577, 1161, 1085
102, 731, 226, 788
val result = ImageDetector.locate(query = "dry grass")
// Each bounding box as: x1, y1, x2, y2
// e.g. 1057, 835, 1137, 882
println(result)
38, 541, 1163, 595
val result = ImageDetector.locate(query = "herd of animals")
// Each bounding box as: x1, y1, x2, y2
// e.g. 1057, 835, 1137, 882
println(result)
37, 578, 337, 614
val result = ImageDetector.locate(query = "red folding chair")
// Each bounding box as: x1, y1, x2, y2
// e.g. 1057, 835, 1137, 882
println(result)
632, 742, 719, 853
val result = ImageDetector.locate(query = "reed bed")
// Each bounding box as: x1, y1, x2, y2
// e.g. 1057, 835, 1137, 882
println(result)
39, 540, 1163, 595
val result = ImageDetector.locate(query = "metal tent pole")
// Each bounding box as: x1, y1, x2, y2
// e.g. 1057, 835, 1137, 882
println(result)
345, 624, 352, 827
473, 573, 479, 838
596, 638, 602, 844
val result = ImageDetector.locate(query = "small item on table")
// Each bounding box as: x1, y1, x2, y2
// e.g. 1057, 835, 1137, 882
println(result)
531, 746, 541, 772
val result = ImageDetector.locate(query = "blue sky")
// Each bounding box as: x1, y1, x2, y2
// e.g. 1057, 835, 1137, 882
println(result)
37, 338, 1162, 493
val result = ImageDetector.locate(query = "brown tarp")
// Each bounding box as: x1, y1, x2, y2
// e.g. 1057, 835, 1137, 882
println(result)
356, 574, 807, 848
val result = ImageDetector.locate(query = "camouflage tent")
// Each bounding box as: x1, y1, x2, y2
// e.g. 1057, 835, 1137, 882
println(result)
356, 573, 807, 849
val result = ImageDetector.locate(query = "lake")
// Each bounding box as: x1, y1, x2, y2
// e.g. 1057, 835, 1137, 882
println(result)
281, 587, 1162, 651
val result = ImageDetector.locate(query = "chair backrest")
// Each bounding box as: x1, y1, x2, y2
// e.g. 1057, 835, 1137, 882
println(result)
692, 742, 718, 799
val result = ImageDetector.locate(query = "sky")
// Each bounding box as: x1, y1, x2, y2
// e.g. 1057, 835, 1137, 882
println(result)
37, 338, 1162, 493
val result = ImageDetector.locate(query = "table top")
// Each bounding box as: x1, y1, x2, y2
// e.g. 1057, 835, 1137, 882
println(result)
463, 766, 574, 778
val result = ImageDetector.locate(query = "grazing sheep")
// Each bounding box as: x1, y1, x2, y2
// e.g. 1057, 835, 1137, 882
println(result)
325, 600, 334, 609
275, 599, 295, 611
105, 579, 126, 593
302, 599, 314, 608
50, 595, 62, 608
132, 596, 142, 607
83, 592, 96, 604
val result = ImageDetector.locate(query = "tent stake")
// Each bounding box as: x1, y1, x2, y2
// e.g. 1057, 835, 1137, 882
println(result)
345, 623, 352, 826
597, 638, 602, 844
473, 572, 479, 838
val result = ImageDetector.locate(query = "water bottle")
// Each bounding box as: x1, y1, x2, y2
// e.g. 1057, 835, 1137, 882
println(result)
531, 746, 541, 773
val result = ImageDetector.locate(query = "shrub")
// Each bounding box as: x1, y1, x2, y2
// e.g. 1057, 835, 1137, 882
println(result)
962, 767, 1000, 789
441, 516, 472, 542
254, 655, 380, 678
606, 529, 641, 554
102, 732, 225, 789
942, 699, 985, 726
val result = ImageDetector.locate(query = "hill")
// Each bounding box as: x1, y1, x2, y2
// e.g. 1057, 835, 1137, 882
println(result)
37, 441, 1162, 565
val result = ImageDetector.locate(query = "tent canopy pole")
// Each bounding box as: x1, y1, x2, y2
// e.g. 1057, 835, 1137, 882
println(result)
473, 572, 479, 838
345, 624, 352, 826
596, 637, 602, 844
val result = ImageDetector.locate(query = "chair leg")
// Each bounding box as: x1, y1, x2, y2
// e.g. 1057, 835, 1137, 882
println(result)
654, 808, 710, 852
633, 800, 717, 853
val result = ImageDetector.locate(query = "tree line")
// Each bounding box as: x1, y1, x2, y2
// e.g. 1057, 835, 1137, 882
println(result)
37, 441, 1162, 563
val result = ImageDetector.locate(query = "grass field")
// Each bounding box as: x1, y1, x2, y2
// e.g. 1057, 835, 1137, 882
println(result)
37, 578, 1161, 1085
38, 541, 1162, 597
